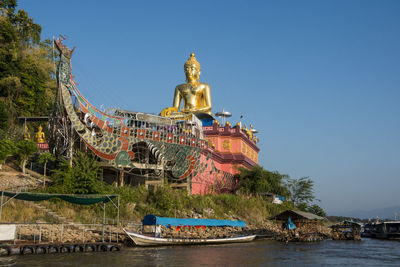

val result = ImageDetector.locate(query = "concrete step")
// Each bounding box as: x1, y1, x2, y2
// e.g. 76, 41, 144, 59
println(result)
30, 203, 73, 224
28, 202, 91, 231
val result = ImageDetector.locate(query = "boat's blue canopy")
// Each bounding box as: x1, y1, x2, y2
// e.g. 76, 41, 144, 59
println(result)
142, 215, 246, 228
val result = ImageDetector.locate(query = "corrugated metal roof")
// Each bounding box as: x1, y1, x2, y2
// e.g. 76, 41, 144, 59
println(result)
271, 210, 326, 221
292, 210, 325, 220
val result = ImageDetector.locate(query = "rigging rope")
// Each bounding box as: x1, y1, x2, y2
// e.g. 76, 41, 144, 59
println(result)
71, 59, 133, 111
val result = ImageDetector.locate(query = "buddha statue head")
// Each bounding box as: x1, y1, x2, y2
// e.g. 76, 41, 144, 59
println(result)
184, 53, 201, 84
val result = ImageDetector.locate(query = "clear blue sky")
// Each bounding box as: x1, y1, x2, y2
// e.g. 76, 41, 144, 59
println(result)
19, 0, 400, 215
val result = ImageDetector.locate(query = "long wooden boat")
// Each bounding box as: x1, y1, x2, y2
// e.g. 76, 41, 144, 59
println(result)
123, 229, 256, 246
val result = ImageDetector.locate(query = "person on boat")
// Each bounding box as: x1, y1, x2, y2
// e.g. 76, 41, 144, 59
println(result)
155, 225, 161, 238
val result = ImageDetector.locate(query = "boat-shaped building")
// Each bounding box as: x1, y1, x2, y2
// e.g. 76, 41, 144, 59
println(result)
49, 38, 259, 194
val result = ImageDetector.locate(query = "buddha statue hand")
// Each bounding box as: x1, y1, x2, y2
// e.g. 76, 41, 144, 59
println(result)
161, 107, 178, 117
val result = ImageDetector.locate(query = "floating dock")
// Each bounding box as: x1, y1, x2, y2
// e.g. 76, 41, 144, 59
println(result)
0, 222, 130, 257
0, 242, 121, 256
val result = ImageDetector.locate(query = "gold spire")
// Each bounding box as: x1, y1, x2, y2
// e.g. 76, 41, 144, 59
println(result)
184, 53, 201, 71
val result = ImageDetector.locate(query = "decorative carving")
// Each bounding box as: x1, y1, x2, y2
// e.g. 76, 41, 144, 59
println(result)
52, 38, 216, 182
222, 140, 231, 150
184, 53, 201, 71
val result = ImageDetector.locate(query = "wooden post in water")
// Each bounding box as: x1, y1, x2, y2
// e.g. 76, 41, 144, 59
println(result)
61, 224, 64, 242
39, 224, 42, 243
82, 228, 85, 243
51, 224, 54, 243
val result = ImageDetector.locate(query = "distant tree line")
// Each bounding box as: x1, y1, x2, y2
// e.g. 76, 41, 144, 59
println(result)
326, 216, 368, 223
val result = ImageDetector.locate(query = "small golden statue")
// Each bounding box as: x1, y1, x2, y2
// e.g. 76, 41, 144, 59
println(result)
24, 125, 31, 140
35, 125, 46, 143
161, 53, 212, 119
245, 127, 253, 141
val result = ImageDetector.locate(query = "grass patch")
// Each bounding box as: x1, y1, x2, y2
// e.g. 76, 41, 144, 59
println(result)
1, 200, 57, 223
4, 184, 293, 226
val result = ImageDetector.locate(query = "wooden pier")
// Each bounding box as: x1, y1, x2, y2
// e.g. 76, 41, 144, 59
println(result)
0, 222, 129, 257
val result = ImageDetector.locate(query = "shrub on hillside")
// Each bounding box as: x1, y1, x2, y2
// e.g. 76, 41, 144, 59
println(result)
236, 166, 289, 197
49, 151, 105, 194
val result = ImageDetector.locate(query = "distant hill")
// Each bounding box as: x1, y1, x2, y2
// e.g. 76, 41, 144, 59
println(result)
330, 206, 400, 220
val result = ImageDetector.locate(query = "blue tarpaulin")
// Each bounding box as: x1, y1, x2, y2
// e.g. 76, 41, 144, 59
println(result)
287, 216, 296, 230
142, 215, 246, 228
277, 195, 286, 202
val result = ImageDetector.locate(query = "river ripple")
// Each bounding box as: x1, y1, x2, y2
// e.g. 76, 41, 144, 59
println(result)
1, 238, 400, 266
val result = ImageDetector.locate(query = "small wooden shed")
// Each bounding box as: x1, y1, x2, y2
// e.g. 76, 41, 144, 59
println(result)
272, 210, 325, 221
271, 210, 326, 237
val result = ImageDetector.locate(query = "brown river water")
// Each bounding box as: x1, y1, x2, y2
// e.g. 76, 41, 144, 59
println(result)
0, 238, 399, 266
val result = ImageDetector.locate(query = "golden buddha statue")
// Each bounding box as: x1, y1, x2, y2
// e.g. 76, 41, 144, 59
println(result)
24, 125, 31, 140
161, 53, 212, 119
35, 125, 46, 143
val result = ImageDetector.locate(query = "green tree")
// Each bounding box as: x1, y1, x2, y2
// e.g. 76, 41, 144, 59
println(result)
0, 0, 17, 18
286, 176, 316, 207
38, 151, 55, 187
0, 139, 15, 170
236, 165, 288, 196
50, 158, 73, 193
307, 204, 327, 217
11, 9, 41, 45
1, 1, 41, 46
50, 151, 104, 194
0, 0, 56, 129
16, 139, 37, 173
0, 100, 9, 134
71, 151, 103, 194
0, 17, 20, 92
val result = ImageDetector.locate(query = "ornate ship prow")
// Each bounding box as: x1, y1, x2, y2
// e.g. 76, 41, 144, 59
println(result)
50, 37, 210, 182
